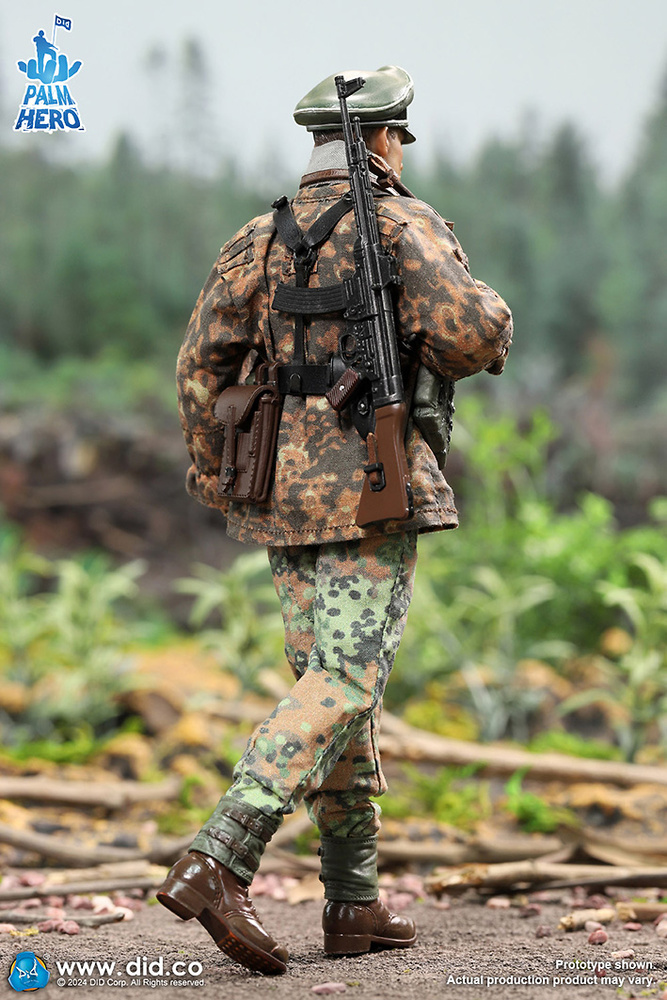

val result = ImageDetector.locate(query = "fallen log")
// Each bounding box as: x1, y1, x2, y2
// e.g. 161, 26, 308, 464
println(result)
0, 910, 125, 927
544, 869, 667, 890
425, 860, 667, 895
0, 776, 181, 809
206, 703, 667, 789
580, 829, 667, 865
0, 876, 166, 902
0, 823, 192, 869
377, 833, 564, 867
0, 823, 143, 866
616, 901, 667, 922
378, 714, 667, 789
259, 847, 319, 876
147, 834, 193, 865
19, 859, 163, 885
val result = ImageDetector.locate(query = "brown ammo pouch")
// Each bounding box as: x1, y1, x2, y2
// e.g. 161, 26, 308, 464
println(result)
214, 363, 282, 503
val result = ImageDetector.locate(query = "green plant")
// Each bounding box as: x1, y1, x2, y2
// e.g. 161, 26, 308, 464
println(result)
397, 550, 571, 740
0, 522, 147, 742
0, 728, 100, 765
0, 523, 52, 671
527, 729, 621, 760
390, 400, 667, 755
0, 718, 144, 765
175, 551, 285, 693
504, 767, 578, 833
559, 553, 667, 761
378, 762, 491, 831
45, 553, 145, 667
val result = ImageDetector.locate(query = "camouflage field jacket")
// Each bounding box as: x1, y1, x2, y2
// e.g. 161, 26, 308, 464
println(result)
176, 178, 513, 546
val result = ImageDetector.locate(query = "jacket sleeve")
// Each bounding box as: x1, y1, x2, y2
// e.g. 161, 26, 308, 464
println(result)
392, 201, 513, 380
176, 226, 264, 510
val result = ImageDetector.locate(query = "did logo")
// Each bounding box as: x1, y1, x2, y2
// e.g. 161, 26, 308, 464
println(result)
14, 13, 85, 132
7, 951, 50, 992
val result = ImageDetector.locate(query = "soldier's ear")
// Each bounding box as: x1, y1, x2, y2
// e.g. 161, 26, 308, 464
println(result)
366, 127, 390, 158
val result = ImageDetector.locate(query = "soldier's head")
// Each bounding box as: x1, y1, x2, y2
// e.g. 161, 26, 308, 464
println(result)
294, 65, 415, 177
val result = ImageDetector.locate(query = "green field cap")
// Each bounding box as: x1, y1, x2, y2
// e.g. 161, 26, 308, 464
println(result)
294, 64, 416, 143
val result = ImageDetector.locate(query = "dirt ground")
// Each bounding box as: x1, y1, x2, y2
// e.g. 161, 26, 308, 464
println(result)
2, 893, 665, 1000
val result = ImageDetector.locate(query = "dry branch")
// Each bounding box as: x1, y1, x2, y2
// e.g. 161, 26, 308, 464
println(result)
0, 823, 143, 866
0, 776, 181, 809
0, 861, 168, 902
544, 869, 667, 890
580, 830, 667, 865
377, 833, 564, 867
0, 876, 166, 902
616, 901, 667, 922
559, 907, 617, 930
0, 823, 192, 869
206, 702, 667, 789
259, 847, 319, 876
0, 910, 125, 927
426, 860, 667, 895
31, 860, 162, 884
378, 713, 667, 788
148, 835, 194, 865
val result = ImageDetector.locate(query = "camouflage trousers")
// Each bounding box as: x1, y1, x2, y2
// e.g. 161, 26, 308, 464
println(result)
194, 531, 418, 852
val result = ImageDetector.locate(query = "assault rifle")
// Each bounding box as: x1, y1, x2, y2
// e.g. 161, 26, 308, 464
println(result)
326, 75, 414, 527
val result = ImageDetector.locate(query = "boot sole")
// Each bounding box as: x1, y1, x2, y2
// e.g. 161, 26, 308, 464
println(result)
324, 931, 418, 955
156, 877, 287, 975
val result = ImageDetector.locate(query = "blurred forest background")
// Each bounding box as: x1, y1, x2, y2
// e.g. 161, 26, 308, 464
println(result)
1, 43, 667, 844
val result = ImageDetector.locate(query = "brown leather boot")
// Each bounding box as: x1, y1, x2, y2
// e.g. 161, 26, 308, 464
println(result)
323, 898, 417, 955
319, 834, 417, 955
157, 851, 288, 975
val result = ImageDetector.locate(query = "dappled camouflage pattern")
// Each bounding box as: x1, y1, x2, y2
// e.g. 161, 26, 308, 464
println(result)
176, 180, 512, 546
217, 532, 418, 838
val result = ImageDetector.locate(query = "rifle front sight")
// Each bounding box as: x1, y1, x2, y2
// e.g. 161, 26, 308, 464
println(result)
335, 75, 365, 100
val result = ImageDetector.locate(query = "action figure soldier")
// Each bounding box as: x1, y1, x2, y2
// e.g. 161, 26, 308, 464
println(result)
157, 65, 513, 974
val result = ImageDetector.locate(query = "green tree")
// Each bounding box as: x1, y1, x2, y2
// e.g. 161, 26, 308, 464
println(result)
531, 123, 606, 378
600, 66, 667, 402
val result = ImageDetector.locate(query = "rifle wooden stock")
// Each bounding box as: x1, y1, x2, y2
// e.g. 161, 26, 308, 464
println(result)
356, 403, 414, 526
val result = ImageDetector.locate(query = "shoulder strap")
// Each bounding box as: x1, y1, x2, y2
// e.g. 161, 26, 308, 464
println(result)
271, 194, 354, 368
272, 193, 353, 266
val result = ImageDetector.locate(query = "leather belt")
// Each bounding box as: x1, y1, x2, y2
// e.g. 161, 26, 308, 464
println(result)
276, 355, 347, 396
277, 363, 334, 396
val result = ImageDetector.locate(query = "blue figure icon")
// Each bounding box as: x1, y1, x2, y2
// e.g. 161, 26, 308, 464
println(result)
32, 31, 57, 79
7, 951, 50, 992
17, 27, 81, 83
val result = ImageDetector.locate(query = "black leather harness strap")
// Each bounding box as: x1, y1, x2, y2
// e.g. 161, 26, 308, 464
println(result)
271, 193, 354, 395
272, 191, 354, 259
272, 281, 348, 315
